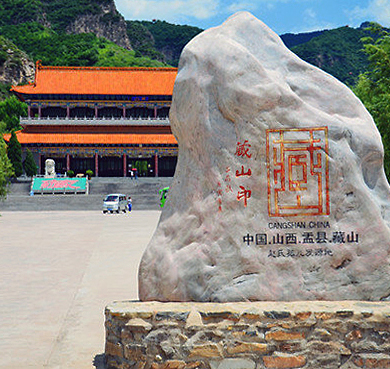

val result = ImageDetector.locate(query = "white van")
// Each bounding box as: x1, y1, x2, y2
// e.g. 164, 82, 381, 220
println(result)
103, 193, 128, 213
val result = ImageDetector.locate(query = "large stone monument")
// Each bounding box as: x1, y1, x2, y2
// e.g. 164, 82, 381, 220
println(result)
105, 13, 390, 369
138, 12, 390, 302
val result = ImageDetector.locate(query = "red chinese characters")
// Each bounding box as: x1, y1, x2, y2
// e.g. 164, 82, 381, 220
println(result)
235, 140, 252, 158
215, 140, 254, 211
266, 127, 330, 217
40, 179, 81, 190
235, 140, 253, 207
237, 185, 251, 207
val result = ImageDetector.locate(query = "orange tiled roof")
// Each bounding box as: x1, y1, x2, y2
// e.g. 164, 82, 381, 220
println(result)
4, 131, 177, 145
11, 63, 178, 96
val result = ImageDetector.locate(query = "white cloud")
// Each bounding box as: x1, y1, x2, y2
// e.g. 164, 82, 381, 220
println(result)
115, 0, 219, 22
303, 8, 316, 21
227, 2, 258, 13
351, 0, 390, 27
287, 7, 335, 33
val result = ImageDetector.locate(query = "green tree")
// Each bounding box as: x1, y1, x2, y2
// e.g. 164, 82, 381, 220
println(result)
7, 130, 23, 177
23, 148, 37, 177
353, 23, 390, 179
0, 96, 27, 132
0, 138, 14, 200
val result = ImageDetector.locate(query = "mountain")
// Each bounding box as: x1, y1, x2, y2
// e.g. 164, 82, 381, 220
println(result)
281, 30, 325, 48
0, 0, 131, 49
0, 0, 169, 91
125, 20, 203, 66
140, 21, 203, 66
0, 0, 380, 96
0, 36, 34, 85
288, 25, 372, 85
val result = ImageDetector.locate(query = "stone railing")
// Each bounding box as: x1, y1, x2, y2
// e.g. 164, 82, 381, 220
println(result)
20, 116, 170, 126
105, 300, 390, 369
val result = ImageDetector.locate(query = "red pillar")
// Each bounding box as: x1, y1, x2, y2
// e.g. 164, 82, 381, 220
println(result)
38, 154, 42, 174
154, 106, 157, 118
123, 154, 127, 177
123, 106, 126, 118
66, 105, 70, 118
154, 154, 158, 177
95, 106, 98, 118
66, 154, 71, 172
38, 105, 42, 118
95, 153, 99, 177
28, 105, 31, 118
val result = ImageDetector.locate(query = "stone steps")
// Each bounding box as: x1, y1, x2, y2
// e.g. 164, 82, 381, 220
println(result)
0, 177, 173, 211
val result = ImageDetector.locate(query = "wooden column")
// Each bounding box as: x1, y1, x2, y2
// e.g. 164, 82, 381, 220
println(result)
154, 106, 157, 118
95, 153, 99, 177
66, 105, 70, 118
38, 104, 42, 118
95, 105, 98, 118
123, 106, 126, 118
154, 154, 158, 177
123, 154, 127, 177
66, 154, 71, 172
38, 154, 42, 174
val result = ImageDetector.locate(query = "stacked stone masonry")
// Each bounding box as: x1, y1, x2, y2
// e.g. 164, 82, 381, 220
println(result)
105, 301, 390, 369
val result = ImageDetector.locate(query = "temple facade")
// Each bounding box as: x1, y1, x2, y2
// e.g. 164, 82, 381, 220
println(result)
10, 62, 178, 177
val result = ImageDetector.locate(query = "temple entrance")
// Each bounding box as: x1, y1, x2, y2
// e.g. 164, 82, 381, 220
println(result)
127, 158, 155, 177
71, 157, 94, 175
158, 156, 177, 177
99, 156, 123, 177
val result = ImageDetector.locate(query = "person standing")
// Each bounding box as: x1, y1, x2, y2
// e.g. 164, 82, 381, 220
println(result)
127, 196, 132, 212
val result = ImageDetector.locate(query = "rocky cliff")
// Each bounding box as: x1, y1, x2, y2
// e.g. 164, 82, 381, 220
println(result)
0, 36, 34, 86
66, 1, 132, 50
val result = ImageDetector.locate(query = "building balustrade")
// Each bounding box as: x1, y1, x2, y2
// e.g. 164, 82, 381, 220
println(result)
20, 116, 171, 126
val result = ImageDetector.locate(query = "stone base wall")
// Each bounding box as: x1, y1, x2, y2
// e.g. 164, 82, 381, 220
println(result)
105, 301, 390, 369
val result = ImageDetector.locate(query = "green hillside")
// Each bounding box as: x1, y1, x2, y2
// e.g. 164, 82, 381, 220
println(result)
127, 20, 203, 66
0, 0, 169, 70
0, 22, 166, 67
290, 26, 370, 85
0, 0, 110, 32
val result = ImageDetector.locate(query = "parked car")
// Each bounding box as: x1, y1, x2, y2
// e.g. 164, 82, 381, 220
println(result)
103, 193, 128, 213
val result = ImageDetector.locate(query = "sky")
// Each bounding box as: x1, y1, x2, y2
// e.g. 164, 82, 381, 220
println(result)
114, 0, 390, 35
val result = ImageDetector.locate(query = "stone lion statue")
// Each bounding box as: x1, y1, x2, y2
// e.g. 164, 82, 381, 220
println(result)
45, 159, 56, 177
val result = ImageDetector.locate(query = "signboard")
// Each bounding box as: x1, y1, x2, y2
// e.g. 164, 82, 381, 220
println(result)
32, 177, 88, 194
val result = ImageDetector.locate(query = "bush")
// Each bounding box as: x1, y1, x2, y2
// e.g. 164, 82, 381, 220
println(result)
7, 130, 23, 177
66, 170, 74, 177
85, 169, 93, 178
0, 138, 14, 199
23, 148, 37, 177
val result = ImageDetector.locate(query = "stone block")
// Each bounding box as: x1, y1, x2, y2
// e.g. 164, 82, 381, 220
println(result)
123, 343, 147, 362
151, 360, 187, 369
265, 331, 305, 341
210, 358, 256, 369
263, 354, 306, 368
106, 341, 124, 358
225, 342, 268, 355
125, 318, 153, 331
353, 353, 390, 368
188, 343, 223, 359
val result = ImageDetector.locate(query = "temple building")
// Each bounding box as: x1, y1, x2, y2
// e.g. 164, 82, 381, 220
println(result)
9, 62, 178, 177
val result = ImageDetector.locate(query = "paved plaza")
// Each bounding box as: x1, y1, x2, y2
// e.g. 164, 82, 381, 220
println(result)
0, 210, 161, 369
